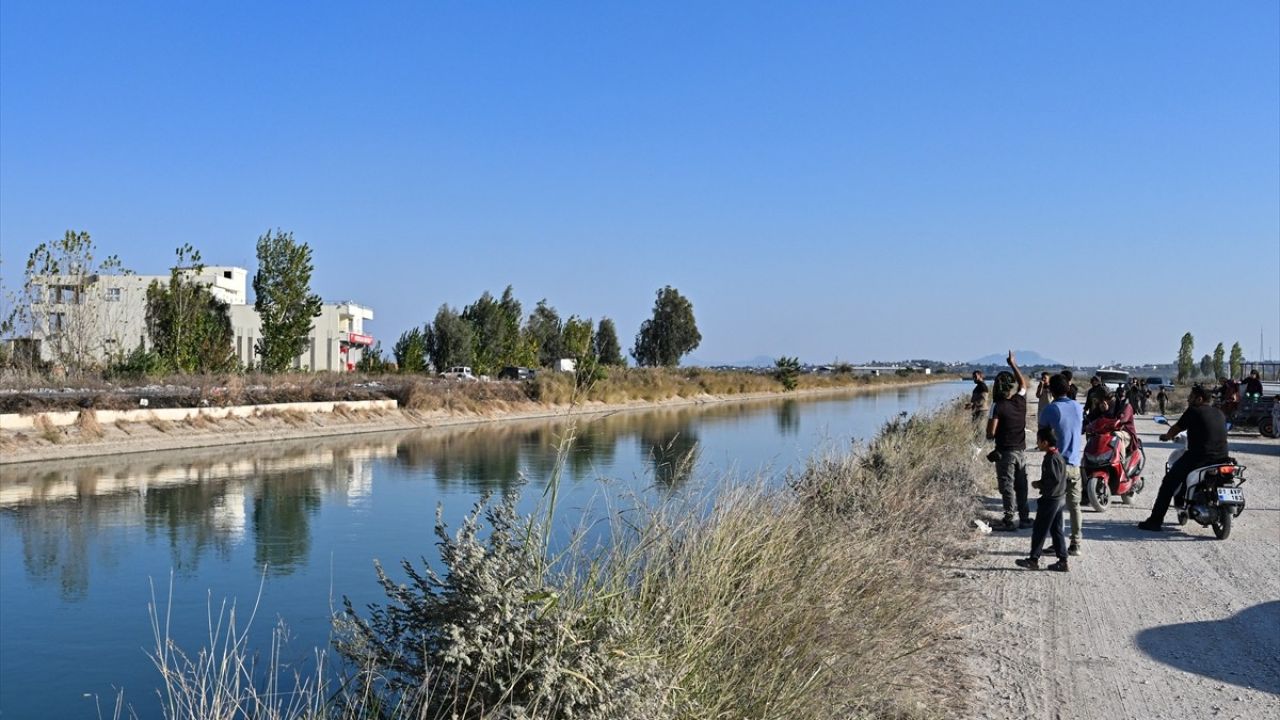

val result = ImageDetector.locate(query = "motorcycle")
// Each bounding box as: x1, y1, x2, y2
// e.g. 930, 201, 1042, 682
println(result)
1081, 419, 1145, 511
1156, 416, 1248, 540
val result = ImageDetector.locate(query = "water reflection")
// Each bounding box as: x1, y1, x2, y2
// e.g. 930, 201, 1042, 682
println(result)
0, 391, 947, 599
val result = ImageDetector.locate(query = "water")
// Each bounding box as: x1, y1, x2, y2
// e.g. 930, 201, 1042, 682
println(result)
0, 382, 962, 719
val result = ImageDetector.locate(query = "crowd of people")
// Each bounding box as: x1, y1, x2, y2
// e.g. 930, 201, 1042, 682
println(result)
966, 353, 1239, 573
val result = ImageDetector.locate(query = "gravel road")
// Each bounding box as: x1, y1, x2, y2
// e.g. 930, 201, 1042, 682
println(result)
960, 413, 1280, 720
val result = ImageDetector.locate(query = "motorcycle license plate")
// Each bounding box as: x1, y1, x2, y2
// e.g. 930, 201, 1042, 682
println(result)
1217, 488, 1244, 504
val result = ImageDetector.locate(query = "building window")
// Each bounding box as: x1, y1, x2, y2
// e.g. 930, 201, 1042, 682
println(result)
223, 270, 233, 279
105, 287, 122, 302
51, 312, 66, 333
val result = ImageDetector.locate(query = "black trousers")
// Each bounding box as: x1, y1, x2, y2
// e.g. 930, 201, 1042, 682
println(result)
1031, 496, 1067, 561
1149, 453, 1214, 524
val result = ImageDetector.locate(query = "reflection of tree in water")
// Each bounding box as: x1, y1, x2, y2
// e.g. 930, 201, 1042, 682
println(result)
251, 469, 327, 575
145, 481, 237, 573
776, 399, 800, 436
640, 425, 700, 488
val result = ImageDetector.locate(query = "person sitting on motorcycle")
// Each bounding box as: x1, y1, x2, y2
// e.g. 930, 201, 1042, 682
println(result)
1244, 370, 1264, 398
1087, 388, 1137, 466
1138, 385, 1230, 532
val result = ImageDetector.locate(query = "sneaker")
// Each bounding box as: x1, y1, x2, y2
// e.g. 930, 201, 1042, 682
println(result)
1019, 517, 1034, 529
1047, 560, 1069, 572
1068, 543, 1080, 556
1137, 520, 1164, 532
1015, 557, 1041, 570
992, 518, 1019, 531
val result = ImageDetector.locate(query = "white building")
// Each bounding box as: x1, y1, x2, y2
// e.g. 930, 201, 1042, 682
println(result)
22, 266, 373, 371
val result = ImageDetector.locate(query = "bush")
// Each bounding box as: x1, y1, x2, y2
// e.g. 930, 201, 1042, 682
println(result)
336, 494, 658, 720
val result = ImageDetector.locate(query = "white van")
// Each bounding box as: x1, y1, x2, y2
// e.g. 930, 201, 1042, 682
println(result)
1096, 369, 1129, 393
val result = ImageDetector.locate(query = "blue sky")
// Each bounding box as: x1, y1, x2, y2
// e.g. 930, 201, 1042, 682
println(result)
2, 2, 1277, 366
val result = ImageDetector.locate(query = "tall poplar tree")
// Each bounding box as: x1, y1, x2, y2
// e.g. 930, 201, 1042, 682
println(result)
1229, 342, 1244, 379
253, 230, 322, 373
1177, 332, 1195, 382
1212, 343, 1225, 379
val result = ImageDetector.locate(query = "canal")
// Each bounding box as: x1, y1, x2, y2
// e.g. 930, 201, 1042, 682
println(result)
0, 381, 963, 718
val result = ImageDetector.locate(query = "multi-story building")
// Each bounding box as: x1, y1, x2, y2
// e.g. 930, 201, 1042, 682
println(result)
20, 266, 373, 371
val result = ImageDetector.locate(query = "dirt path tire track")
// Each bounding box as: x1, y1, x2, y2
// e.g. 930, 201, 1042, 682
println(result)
960, 415, 1280, 720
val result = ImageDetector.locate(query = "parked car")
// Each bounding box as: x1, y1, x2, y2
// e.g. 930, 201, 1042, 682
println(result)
440, 366, 477, 381
1146, 376, 1172, 392
498, 366, 536, 381
1096, 369, 1129, 393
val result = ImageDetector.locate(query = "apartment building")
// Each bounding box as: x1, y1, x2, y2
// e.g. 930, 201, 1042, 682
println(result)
22, 266, 373, 371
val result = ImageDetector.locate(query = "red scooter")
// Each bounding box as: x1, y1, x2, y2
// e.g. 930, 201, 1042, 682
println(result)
1081, 418, 1145, 511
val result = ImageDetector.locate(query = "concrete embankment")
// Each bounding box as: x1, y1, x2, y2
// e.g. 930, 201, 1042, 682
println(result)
0, 378, 956, 465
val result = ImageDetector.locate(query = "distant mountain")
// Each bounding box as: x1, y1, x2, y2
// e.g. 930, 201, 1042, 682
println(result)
970, 350, 1063, 367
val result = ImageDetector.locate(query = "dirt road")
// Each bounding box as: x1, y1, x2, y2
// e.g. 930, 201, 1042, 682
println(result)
961, 414, 1280, 720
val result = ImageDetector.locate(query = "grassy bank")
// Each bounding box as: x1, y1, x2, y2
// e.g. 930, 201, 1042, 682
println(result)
0, 367, 948, 414
132, 405, 982, 720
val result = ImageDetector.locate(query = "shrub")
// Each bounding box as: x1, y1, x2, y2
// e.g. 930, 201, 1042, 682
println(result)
336, 494, 658, 720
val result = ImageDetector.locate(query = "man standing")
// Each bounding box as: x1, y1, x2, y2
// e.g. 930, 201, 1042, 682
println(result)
968, 371, 991, 424
988, 351, 1030, 531
1139, 385, 1230, 531
1035, 371, 1052, 417
1039, 373, 1085, 555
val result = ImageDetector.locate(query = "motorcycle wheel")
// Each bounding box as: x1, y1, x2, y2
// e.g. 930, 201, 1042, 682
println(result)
1260, 416, 1276, 438
1121, 492, 1134, 504
1212, 510, 1232, 540
1176, 510, 1188, 526
1085, 475, 1111, 512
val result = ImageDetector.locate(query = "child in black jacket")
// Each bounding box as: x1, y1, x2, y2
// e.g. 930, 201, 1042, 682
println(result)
1016, 426, 1070, 572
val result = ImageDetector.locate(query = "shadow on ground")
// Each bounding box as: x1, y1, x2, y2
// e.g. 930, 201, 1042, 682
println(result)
1135, 601, 1280, 695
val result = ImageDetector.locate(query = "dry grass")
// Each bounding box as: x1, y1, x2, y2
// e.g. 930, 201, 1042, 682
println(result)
185, 412, 216, 430
34, 414, 61, 444
114, 418, 133, 435
75, 409, 103, 440
147, 415, 174, 433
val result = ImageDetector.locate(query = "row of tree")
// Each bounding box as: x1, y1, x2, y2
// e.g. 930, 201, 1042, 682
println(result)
381, 285, 702, 376
1177, 333, 1245, 381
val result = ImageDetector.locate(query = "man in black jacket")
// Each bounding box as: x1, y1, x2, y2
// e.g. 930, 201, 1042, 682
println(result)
988, 351, 1030, 531
1138, 385, 1230, 531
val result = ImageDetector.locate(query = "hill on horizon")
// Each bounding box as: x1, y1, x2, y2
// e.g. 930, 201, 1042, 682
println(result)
970, 350, 1063, 367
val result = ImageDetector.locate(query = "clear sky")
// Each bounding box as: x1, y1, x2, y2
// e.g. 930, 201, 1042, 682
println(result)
2, 2, 1277, 366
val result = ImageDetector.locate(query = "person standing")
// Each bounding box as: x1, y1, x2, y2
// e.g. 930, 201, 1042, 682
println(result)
1139, 385, 1230, 531
1157, 386, 1169, 415
1035, 372, 1052, 417
1039, 373, 1085, 555
968, 371, 991, 424
1015, 426, 1070, 572
1061, 369, 1079, 401
988, 351, 1030, 531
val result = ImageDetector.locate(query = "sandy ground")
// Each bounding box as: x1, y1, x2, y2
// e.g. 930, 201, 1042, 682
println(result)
0, 381, 940, 466
960, 413, 1280, 720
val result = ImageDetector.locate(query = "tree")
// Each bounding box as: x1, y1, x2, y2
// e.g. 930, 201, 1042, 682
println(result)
526, 300, 563, 368
393, 327, 429, 373
356, 341, 390, 373
253, 230, 323, 373
425, 304, 473, 371
1229, 342, 1244, 379
561, 316, 594, 362
1199, 354, 1213, 377
14, 230, 131, 372
594, 317, 624, 366
774, 356, 801, 391
144, 244, 236, 373
1177, 332, 1195, 382
631, 286, 701, 368
1212, 343, 1225, 379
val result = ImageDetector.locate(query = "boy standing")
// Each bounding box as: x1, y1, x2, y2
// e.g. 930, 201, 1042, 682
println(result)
1016, 426, 1070, 572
